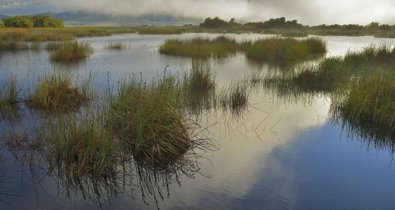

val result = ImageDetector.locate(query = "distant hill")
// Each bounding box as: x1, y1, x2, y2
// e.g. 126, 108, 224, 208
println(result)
34, 11, 200, 26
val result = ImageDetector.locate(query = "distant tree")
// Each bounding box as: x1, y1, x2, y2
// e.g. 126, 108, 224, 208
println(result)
244, 17, 303, 29
3, 16, 34, 28
3, 15, 63, 28
33, 16, 64, 28
200, 17, 230, 28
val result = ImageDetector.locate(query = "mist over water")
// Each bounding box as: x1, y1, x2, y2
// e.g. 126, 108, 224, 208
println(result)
2, 0, 395, 25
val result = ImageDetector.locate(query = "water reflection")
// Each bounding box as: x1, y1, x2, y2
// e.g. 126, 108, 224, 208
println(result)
5, 128, 213, 210
332, 112, 395, 153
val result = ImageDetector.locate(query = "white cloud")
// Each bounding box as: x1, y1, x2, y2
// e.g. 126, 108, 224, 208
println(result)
6, 0, 395, 24
0, 0, 33, 9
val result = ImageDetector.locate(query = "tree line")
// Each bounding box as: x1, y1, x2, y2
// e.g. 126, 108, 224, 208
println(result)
2, 16, 64, 28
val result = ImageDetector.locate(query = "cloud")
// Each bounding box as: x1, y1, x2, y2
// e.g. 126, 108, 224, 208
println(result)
0, 0, 34, 9
8, 0, 395, 24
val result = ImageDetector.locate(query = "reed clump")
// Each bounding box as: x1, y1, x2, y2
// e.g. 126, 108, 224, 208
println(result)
218, 83, 249, 112
159, 36, 239, 58
333, 73, 395, 140
105, 42, 127, 50
266, 46, 395, 94
50, 42, 93, 62
42, 114, 116, 177
182, 61, 216, 113
45, 42, 66, 51
0, 75, 18, 108
0, 41, 30, 50
108, 75, 193, 166
27, 74, 90, 111
245, 37, 326, 62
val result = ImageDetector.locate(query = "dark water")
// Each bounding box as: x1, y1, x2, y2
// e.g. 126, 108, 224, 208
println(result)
1, 33, 395, 210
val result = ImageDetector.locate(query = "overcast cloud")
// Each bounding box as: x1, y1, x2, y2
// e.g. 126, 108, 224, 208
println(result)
1, 0, 395, 25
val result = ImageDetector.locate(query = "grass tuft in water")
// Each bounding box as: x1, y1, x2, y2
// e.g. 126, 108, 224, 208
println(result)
0, 75, 18, 107
245, 37, 326, 62
105, 42, 128, 50
159, 36, 239, 59
218, 83, 249, 113
333, 73, 395, 141
0, 41, 30, 50
43, 113, 116, 177
27, 73, 91, 111
182, 60, 216, 113
107, 75, 194, 166
0, 75, 19, 119
50, 42, 93, 62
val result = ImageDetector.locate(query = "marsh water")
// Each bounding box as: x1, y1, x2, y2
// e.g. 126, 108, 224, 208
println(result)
1, 33, 395, 210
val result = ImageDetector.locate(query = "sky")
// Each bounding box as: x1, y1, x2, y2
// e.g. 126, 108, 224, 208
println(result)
0, 0, 395, 25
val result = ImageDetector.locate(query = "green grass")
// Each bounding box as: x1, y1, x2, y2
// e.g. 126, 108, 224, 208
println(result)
50, 42, 93, 62
138, 26, 193, 34
0, 27, 137, 42
159, 36, 239, 59
182, 60, 216, 113
0, 75, 18, 108
281, 31, 309, 37
107, 75, 194, 166
245, 37, 326, 62
159, 36, 326, 62
105, 42, 128, 50
0, 75, 19, 119
27, 74, 91, 111
45, 42, 66, 51
266, 46, 395, 94
333, 73, 395, 142
218, 83, 249, 113
43, 113, 116, 177
262, 45, 395, 142
0, 41, 30, 50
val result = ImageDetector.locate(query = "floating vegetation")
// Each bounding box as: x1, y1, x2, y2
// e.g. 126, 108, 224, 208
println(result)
182, 60, 216, 113
105, 42, 128, 50
50, 42, 93, 62
45, 42, 66, 51
27, 74, 91, 111
138, 26, 192, 34
218, 83, 249, 114
0, 41, 30, 51
159, 36, 239, 59
281, 31, 309, 37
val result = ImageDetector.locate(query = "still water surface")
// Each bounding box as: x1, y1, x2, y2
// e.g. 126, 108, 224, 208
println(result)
0, 33, 395, 210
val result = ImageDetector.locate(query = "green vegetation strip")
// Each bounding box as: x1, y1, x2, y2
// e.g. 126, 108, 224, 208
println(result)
159, 36, 326, 62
